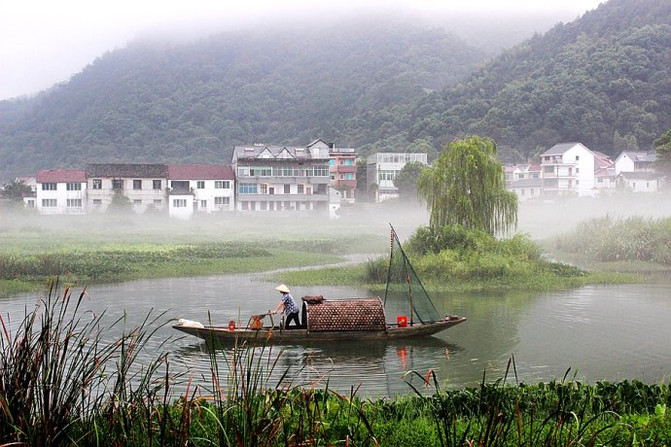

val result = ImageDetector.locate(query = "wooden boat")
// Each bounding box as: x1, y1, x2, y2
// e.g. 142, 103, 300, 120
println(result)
173, 226, 466, 343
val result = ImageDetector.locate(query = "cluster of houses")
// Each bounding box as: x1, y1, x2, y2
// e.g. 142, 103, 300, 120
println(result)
506, 142, 661, 201
20, 139, 357, 219
12, 140, 663, 218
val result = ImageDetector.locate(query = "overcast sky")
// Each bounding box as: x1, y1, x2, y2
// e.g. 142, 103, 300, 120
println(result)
0, 0, 604, 101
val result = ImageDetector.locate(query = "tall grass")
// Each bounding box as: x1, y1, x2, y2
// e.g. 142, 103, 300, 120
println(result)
3, 282, 671, 445
555, 215, 671, 264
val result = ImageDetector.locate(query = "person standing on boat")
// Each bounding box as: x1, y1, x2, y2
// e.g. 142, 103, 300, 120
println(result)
273, 284, 300, 329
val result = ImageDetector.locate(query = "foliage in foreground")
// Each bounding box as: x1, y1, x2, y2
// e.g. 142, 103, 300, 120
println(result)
554, 215, 671, 265
3, 283, 671, 446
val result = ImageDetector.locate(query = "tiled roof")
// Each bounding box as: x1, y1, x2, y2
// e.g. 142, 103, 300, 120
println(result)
86, 163, 167, 178
167, 164, 234, 180
509, 178, 543, 188
542, 142, 585, 156
305, 298, 387, 332
233, 145, 328, 161
36, 169, 86, 183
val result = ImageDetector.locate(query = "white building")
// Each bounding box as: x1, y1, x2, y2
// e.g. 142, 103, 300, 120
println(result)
366, 152, 428, 202
617, 172, 660, 193
540, 142, 596, 197
167, 164, 235, 219
86, 163, 168, 213
35, 169, 87, 215
614, 151, 657, 175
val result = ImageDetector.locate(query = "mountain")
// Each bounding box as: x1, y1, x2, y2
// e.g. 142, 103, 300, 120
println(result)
0, 17, 488, 181
405, 0, 671, 162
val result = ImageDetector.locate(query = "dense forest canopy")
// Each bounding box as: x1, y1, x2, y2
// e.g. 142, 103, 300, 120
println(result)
407, 0, 671, 162
1, 0, 670, 181
0, 18, 486, 181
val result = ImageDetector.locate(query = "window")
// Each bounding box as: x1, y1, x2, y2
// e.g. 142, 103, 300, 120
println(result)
66, 183, 82, 191
260, 184, 268, 194
200, 200, 207, 208
576, 168, 580, 174
133, 199, 142, 205
112, 179, 123, 190
172, 199, 187, 208
215, 180, 230, 189
67, 199, 82, 207
153, 180, 162, 190
197, 181, 205, 189
329, 159, 335, 166
153, 199, 162, 205
345, 173, 354, 180
238, 183, 258, 194
339, 174, 344, 180
575, 156, 580, 161
306, 186, 312, 195
93, 179, 102, 190
92, 199, 102, 205
284, 184, 290, 194
41, 199, 57, 207
345, 159, 353, 166
339, 159, 345, 165
41, 183, 57, 191
297, 184, 304, 194
249, 167, 272, 177
313, 166, 330, 177
214, 197, 230, 205
544, 166, 555, 174
133, 180, 142, 190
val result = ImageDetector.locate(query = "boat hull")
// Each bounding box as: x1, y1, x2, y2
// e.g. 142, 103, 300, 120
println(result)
173, 316, 466, 344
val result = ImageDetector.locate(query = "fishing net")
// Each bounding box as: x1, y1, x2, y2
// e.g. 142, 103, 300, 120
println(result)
383, 226, 441, 324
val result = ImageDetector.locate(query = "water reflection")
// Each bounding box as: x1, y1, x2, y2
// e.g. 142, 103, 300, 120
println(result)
4, 276, 671, 397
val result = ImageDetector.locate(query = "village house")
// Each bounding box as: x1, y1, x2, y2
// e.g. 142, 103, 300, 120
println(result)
166, 164, 235, 219
35, 169, 87, 215
231, 140, 333, 213
617, 171, 660, 193
86, 163, 168, 213
328, 144, 357, 202
366, 152, 428, 203
614, 151, 657, 174
540, 142, 596, 197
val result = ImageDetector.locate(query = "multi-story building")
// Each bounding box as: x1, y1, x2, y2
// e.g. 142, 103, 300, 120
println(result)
329, 145, 357, 202
366, 152, 428, 202
166, 164, 235, 219
540, 142, 596, 197
231, 140, 332, 213
86, 163, 168, 213
35, 169, 87, 215
614, 151, 657, 174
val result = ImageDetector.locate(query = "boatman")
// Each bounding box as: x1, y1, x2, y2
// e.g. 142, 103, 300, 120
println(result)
273, 284, 301, 329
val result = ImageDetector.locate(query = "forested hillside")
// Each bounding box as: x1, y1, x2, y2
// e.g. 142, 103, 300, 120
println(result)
1, 0, 670, 181
0, 18, 486, 180
406, 0, 671, 161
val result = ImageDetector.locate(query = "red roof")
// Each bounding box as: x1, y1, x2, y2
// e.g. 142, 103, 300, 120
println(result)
167, 164, 234, 180
36, 169, 86, 183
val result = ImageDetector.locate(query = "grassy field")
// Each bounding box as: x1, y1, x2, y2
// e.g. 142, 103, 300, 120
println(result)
0, 210, 394, 295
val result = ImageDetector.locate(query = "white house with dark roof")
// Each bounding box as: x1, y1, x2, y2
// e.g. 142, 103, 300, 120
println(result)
86, 163, 168, 213
36, 169, 87, 215
509, 178, 543, 202
540, 142, 596, 197
231, 141, 332, 213
614, 151, 657, 174
167, 164, 235, 219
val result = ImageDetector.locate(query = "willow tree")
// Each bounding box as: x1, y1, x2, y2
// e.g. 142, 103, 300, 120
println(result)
417, 136, 517, 236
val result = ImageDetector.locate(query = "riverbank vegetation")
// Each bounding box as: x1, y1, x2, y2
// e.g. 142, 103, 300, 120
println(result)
277, 224, 636, 292
0, 212, 393, 295
551, 215, 671, 272
2, 285, 670, 446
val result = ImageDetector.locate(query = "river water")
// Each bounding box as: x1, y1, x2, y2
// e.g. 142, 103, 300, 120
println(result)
3, 274, 671, 398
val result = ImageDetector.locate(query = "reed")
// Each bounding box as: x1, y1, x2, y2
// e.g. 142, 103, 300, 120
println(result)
3, 282, 671, 445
